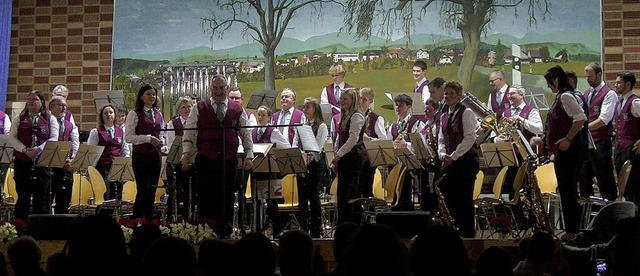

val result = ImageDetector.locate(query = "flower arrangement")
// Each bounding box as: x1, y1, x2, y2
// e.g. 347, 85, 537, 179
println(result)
489, 214, 512, 236
0, 220, 19, 243
118, 218, 217, 245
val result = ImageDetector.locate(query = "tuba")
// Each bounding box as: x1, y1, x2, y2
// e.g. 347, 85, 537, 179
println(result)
460, 92, 506, 135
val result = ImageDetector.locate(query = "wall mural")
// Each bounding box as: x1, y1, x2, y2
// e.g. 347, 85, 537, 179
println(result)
113, 0, 601, 120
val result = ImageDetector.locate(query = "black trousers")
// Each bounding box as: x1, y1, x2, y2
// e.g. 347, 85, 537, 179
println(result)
358, 160, 376, 198
95, 164, 123, 201
166, 163, 197, 220
234, 168, 250, 229
441, 154, 479, 238
297, 159, 323, 236
614, 145, 640, 203
51, 168, 72, 214
336, 151, 364, 225
419, 166, 442, 214
554, 145, 586, 234
196, 154, 237, 235
579, 138, 617, 200
14, 159, 50, 220
132, 152, 160, 221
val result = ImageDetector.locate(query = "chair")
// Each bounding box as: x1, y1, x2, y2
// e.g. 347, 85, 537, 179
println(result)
69, 172, 95, 216
350, 164, 407, 223
580, 160, 632, 228
0, 168, 18, 220
120, 181, 137, 216
535, 162, 563, 230
277, 174, 298, 211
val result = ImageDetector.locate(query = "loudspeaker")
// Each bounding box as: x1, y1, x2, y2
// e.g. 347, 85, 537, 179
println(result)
374, 211, 432, 239
27, 214, 81, 240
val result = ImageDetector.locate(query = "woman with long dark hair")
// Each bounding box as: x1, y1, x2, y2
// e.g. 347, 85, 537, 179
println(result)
124, 84, 164, 221
8, 90, 59, 220
543, 65, 588, 233
88, 104, 130, 200
295, 97, 328, 237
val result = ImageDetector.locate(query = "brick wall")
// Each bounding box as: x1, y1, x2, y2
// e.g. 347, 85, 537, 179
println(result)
603, 0, 640, 83
8, 0, 113, 131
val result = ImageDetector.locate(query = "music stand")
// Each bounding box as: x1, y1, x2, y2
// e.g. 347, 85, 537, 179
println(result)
251, 143, 277, 234
69, 144, 104, 215
384, 92, 426, 118
364, 140, 397, 190
0, 135, 14, 198
94, 90, 125, 114
36, 141, 72, 214
246, 89, 277, 112
480, 142, 518, 168
271, 148, 307, 236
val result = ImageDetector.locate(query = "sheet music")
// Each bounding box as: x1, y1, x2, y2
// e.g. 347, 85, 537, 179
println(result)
252, 143, 273, 158
296, 125, 320, 152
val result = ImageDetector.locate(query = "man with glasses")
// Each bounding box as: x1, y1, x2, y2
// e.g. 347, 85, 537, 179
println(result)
181, 76, 254, 237
229, 87, 257, 128
48, 96, 79, 214
487, 70, 511, 114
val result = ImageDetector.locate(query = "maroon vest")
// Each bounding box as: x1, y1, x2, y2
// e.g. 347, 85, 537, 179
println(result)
64, 111, 72, 121
415, 80, 429, 94
132, 109, 163, 155
326, 83, 351, 116
545, 90, 588, 153
364, 111, 379, 139
440, 104, 476, 157
271, 108, 303, 145
14, 111, 51, 162
196, 99, 243, 160
583, 85, 613, 142
491, 86, 511, 114
0, 110, 5, 134
336, 112, 361, 155
390, 116, 419, 142
97, 126, 124, 167
503, 104, 535, 142
251, 126, 274, 143
616, 94, 640, 148
56, 118, 73, 142
171, 117, 185, 137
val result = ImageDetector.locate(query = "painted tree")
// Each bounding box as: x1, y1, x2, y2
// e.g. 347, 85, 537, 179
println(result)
202, 0, 339, 90
343, 0, 550, 88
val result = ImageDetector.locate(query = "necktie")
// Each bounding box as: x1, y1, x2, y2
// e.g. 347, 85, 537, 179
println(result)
108, 128, 114, 140
257, 128, 264, 140
496, 91, 503, 103
215, 102, 225, 121
58, 118, 64, 135
278, 111, 288, 133
618, 98, 624, 114
146, 109, 154, 124
514, 107, 521, 116
31, 115, 38, 127
398, 121, 406, 133
589, 88, 597, 105
415, 85, 420, 93
334, 85, 340, 101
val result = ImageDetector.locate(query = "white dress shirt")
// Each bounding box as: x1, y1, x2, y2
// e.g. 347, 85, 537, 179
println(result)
487, 83, 509, 113
8, 113, 59, 155
507, 102, 544, 135
56, 116, 80, 159
588, 81, 617, 125
366, 111, 388, 141
559, 92, 588, 122
437, 106, 478, 161
87, 126, 130, 157
321, 82, 346, 113
124, 108, 166, 147
620, 91, 640, 118
275, 106, 306, 144
2, 114, 11, 134
182, 97, 254, 159
415, 78, 431, 105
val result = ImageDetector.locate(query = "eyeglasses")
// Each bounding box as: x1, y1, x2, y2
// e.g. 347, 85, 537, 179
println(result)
228, 96, 241, 100
489, 78, 500, 83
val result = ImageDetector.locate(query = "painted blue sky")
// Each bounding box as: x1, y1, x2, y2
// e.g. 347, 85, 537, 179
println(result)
113, 0, 600, 58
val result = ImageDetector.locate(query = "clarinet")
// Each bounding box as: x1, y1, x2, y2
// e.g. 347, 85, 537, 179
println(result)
30, 123, 38, 180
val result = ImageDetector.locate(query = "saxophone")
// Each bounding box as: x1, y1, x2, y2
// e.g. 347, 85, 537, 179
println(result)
424, 123, 438, 166
432, 174, 456, 229
511, 129, 554, 234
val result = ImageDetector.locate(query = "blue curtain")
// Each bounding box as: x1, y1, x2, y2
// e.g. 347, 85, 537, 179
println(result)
0, 1, 11, 111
